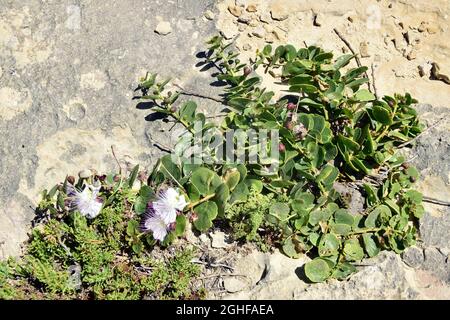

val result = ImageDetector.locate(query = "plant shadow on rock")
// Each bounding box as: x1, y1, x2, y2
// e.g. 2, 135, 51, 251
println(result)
295, 265, 314, 284
195, 50, 229, 88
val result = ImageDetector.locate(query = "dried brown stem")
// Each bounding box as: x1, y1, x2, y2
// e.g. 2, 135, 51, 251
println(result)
111, 145, 123, 176
333, 28, 372, 93
398, 116, 445, 149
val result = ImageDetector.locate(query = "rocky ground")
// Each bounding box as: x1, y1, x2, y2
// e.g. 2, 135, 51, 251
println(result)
0, 0, 449, 299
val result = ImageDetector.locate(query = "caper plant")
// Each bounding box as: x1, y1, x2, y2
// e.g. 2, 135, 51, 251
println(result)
132, 35, 425, 282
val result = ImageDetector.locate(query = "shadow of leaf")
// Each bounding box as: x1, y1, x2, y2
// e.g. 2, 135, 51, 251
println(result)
295, 265, 314, 284
145, 112, 168, 122
136, 101, 158, 110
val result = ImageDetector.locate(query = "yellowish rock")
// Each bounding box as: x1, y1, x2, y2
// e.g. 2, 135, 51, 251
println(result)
204, 10, 215, 20
246, 4, 257, 13
359, 42, 370, 58
427, 23, 439, 34
228, 5, 243, 17
270, 1, 289, 21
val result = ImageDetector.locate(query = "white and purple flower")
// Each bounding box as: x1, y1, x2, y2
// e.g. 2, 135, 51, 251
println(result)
140, 187, 188, 241
66, 182, 103, 219
153, 187, 188, 223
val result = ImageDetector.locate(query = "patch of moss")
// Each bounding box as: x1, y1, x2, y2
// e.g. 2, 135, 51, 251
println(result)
225, 189, 282, 252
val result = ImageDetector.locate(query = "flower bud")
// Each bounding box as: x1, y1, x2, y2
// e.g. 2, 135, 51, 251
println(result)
78, 169, 92, 179
96, 174, 107, 182
170, 106, 177, 113
287, 102, 296, 111
285, 121, 294, 130
67, 175, 75, 185
243, 66, 252, 76
278, 143, 286, 153
138, 171, 148, 182
293, 123, 308, 140
190, 212, 198, 223
168, 222, 176, 231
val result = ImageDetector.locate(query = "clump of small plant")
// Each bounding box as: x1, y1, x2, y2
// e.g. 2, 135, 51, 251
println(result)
0, 169, 203, 300
134, 35, 425, 283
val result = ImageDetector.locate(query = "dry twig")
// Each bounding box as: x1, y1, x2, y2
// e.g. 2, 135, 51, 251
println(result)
371, 63, 379, 99
173, 83, 223, 103
333, 28, 372, 93
111, 145, 123, 176
398, 116, 445, 149
423, 196, 450, 207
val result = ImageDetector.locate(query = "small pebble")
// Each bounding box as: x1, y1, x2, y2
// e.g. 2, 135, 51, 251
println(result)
418, 62, 432, 77
252, 27, 266, 38
199, 233, 210, 244
155, 21, 172, 35
220, 25, 239, 39
427, 23, 438, 34
246, 4, 257, 12
264, 35, 274, 43
248, 18, 258, 27
259, 12, 271, 23
204, 10, 215, 20
238, 12, 252, 24
78, 169, 92, 179
359, 41, 370, 58
270, 6, 289, 21
418, 21, 427, 32
407, 50, 416, 60
210, 231, 228, 249
263, 24, 274, 33
228, 5, 243, 17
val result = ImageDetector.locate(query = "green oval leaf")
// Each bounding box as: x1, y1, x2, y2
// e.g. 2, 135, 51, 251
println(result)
362, 233, 380, 258
191, 167, 222, 196
372, 106, 392, 125
193, 201, 218, 232
304, 258, 332, 283
318, 233, 340, 257
354, 89, 375, 102
343, 239, 364, 261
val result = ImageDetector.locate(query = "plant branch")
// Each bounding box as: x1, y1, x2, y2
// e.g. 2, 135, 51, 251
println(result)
371, 63, 379, 99
397, 116, 445, 148
423, 196, 450, 206
173, 83, 223, 103
333, 28, 372, 93
111, 145, 123, 176
186, 193, 216, 211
